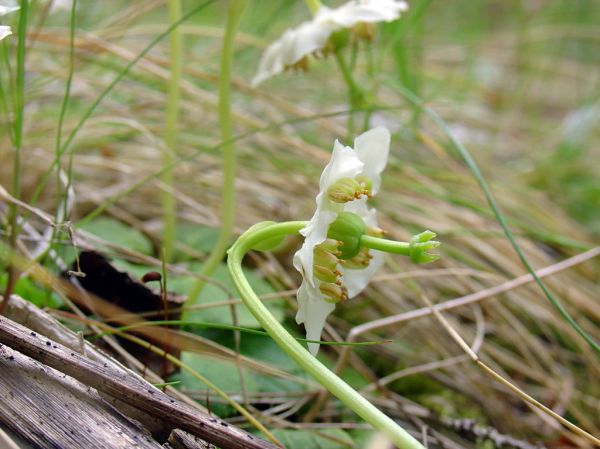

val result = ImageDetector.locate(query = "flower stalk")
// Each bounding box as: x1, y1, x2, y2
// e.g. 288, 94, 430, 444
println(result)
162, 0, 183, 262
188, 0, 247, 303
227, 221, 426, 449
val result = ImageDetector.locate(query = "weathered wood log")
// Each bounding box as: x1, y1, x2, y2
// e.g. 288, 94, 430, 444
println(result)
3, 293, 198, 440
0, 343, 162, 449
169, 429, 216, 449
0, 315, 278, 449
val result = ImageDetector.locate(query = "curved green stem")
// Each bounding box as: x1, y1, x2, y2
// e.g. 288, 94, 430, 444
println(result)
361, 234, 410, 255
227, 221, 425, 449
162, 0, 183, 262
187, 0, 246, 303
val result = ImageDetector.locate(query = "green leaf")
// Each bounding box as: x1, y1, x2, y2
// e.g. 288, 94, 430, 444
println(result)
177, 352, 259, 417
174, 223, 221, 260
78, 217, 153, 255
270, 428, 354, 449
175, 333, 308, 416
179, 262, 286, 328
0, 274, 63, 309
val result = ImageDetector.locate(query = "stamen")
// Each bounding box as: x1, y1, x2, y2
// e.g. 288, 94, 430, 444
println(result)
353, 22, 375, 42
320, 282, 348, 303
366, 226, 385, 238
285, 55, 309, 73
314, 265, 340, 283
355, 175, 373, 198
341, 248, 372, 269
327, 177, 362, 203
315, 239, 342, 260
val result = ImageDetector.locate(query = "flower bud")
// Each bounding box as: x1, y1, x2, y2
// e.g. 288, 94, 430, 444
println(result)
327, 212, 366, 260
320, 282, 348, 303
327, 177, 362, 203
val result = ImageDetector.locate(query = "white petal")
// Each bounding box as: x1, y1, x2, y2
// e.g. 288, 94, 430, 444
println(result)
343, 250, 384, 298
354, 126, 390, 195
295, 281, 335, 356
251, 10, 337, 87
0, 25, 11, 41
319, 140, 364, 193
329, 0, 408, 28
0, 0, 19, 16
293, 209, 337, 288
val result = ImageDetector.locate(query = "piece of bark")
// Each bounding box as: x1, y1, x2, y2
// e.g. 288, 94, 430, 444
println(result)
0, 315, 279, 449
168, 429, 216, 449
0, 343, 162, 449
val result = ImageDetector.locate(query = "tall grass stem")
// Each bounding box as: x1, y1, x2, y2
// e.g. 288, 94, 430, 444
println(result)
187, 0, 247, 303
162, 0, 183, 262
1, 0, 29, 314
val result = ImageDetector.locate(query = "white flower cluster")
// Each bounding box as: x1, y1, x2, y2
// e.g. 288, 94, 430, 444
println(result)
252, 0, 408, 86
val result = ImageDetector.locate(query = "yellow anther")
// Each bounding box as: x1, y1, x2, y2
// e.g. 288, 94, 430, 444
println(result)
366, 226, 386, 238
353, 22, 375, 42
314, 265, 340, 284
327, 177, 362, 203
320, 282, 348, 303
314, 245, 341, 269
341, 248, 372, 269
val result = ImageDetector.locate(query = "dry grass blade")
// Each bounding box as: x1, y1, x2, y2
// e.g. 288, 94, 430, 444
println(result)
419, 294, 600, 447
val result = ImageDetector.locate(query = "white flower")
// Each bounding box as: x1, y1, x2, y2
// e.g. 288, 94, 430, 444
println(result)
48, 0, 74, 13
0, 25, 11, 41
0, 0, 19, 41
251, 0, 409, 87
0, 1, 19, 16
293, 127, 390, 355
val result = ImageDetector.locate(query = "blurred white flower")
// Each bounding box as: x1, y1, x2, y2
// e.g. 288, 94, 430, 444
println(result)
0, 0, 19, 16
293, 126, 390, 355
0, 0, 19, 41
48, 0, 74, 13
0, 25, 11, 40
251, 0, 408, 87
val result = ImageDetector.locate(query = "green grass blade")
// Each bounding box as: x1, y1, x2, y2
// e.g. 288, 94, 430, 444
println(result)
29, 0, 216, 208
390, 83, 600, 355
